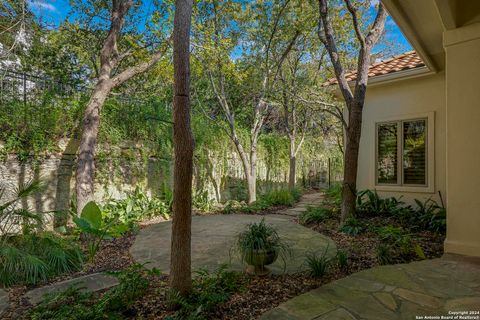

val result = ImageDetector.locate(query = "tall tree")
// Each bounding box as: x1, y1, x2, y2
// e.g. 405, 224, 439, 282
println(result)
75, 0, 170, 214
278, 40, 312, 190
317, 0, 387, 222
196, 0, 299, 203
170, 0, 194, 296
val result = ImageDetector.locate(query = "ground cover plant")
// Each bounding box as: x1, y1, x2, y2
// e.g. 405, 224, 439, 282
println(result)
0, 232, 84, 287
0, 181, 84, 287
26, 264, 158, 320
102, 187, 171, 229
223, 188, 303, 214
300, 187, 445, 271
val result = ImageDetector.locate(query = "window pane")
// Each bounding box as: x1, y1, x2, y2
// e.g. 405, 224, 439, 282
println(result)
403, 120, 426, 185
377, 123, 398, 184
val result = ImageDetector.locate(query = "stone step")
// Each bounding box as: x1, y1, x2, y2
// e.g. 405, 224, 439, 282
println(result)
25, 273, 119, 305
0, 289, 8, 316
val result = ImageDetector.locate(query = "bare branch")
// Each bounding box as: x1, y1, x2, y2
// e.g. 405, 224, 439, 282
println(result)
318, 0, 354, 108
271, 30, 300, 88
365, 3, 388, 47
265, 0, 292, 77
344, 0, 366, 48
111, 38, 171, 87
291, 92, 348, 129
353, 2, 387, 99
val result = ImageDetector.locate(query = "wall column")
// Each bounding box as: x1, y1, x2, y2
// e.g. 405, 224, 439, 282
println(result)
444, 22, 480, 256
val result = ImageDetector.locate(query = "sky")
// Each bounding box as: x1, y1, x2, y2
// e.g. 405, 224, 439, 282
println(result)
28, 0, 413, 57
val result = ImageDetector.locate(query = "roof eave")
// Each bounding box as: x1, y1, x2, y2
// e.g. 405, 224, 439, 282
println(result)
381, 0, 443, 72
329, 66, 434, 98
365, 66, 433, 87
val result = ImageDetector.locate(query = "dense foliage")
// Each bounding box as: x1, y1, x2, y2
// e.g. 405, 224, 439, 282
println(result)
167, 265, 243, 320
27, 264, 158, 319
0, 180, 84, 287
0, 232, 83, 287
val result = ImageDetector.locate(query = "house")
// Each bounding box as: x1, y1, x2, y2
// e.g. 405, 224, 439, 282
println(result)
331, 0, 480, 257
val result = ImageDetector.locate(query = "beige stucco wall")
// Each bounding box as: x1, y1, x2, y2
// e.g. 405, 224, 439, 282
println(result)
356, 72, 446, 206
443, 22, 480, 257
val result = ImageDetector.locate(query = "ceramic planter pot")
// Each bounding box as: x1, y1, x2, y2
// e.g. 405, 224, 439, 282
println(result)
243, 249, 278, 275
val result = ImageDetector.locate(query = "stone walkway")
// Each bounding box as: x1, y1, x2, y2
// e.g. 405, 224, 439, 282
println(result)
261, 255, 480, 320
0, 272, 118, 316
25, 273, 119, 304
0, 289, 8, 316
131, 192, 335, 274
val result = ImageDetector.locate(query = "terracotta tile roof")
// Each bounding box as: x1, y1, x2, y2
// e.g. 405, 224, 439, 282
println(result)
324, 51, 425, 86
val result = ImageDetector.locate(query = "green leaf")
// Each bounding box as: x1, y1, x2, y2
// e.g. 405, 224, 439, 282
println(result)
109, 223, 129, 237
414, 244, 426, 259
72, 216, 92, 233
54, 226, 67, 234
80, 201, 102, 229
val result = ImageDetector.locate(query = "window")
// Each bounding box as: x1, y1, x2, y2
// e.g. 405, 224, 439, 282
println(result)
376, 118, 428, 187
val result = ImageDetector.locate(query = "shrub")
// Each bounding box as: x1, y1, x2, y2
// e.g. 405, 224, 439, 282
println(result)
336, 249, 349, 270
376, 226, 425, 260
356, 190, 446, 234
376, 243, 393, 265
223, 188, 302, 214
0, 233, 83, 287
290, 187, 303, 202
412, 198, 446, 233
356, 189, 404, 216
304, 247, 331, 278
238, 199, 270, 214
264, 189, 295, 206
339, 217, 363, 236
102, 187, 170, 227
27, 285, 97, 320
167, 265, 243, 319
299, 207, 332, 225
324, 183, 342, 209
98, 264, 159, 313
192, 190, 215, 212
73, 201, 123, 261
376, 226, 405, 243
222, 200, 243, 214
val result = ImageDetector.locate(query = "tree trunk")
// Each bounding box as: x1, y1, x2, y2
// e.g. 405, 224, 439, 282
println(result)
205, 150, 221, 203
288, 136, 296, 189
170, 0, 194, 297
340, 104, 362, 223
248, 143, 258, 203
75, 82, 111, 213
247, 173, 256, 203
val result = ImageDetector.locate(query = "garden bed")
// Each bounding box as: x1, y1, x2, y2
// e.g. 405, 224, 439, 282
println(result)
307, 215, 444, 273
4, 189, 446, 320
2, 232, 136, 320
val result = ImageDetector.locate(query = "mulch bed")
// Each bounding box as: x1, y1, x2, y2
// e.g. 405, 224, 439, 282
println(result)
129, 271, 345, 319
306, 213, 445, 273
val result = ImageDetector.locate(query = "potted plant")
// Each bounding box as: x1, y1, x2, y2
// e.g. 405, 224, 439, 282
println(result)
235, 219, 290, 275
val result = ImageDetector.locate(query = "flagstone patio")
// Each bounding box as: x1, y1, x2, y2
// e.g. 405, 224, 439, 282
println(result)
131, 193, 336, 274
260, 255, 480, 320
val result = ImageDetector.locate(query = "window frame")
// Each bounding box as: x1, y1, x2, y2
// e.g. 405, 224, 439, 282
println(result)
373, 112, 435, 193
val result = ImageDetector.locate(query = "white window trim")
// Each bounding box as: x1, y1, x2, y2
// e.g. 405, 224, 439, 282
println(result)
373, 111, 435, 193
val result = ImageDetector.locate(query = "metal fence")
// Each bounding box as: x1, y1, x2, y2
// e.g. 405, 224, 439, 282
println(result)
0, 69, 78, 105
